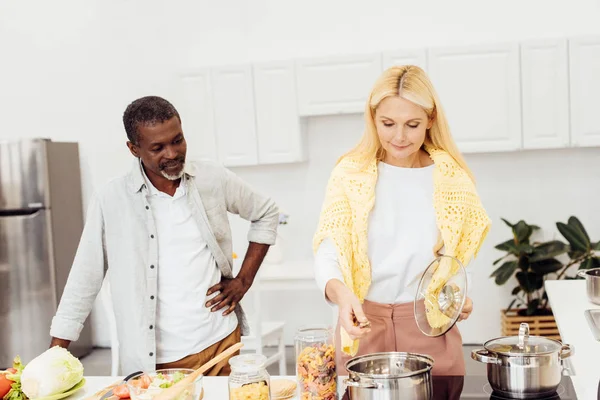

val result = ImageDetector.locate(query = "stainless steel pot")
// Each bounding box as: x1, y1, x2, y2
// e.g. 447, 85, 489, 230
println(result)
471, 323, 573, 399
344, 352, 434, 400
578, 268, 600, 305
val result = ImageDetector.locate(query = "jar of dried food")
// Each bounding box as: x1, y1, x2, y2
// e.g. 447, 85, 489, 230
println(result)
228, 354, 271, 400
295, 325, 338, 400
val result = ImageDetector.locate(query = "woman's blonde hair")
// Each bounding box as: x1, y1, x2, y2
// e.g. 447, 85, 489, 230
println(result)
343, 65, 474, 182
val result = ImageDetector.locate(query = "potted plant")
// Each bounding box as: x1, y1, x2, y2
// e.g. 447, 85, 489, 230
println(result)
491, 216, 600, 338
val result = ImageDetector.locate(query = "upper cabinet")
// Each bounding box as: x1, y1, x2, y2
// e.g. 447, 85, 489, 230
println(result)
569, 36, 600, 147
253, 61, 304, 164
520, 39, 570, 149
176, 35, 600, 167
211, 65, 259, 167
428, 43, 522, 153
383, 49, 428, 71
177, 70, 218, 162
295, 54, 382, 116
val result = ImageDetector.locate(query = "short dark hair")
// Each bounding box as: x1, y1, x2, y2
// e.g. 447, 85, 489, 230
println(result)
123, 96, 180, 144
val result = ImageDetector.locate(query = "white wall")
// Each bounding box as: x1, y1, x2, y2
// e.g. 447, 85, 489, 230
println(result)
1, 0, 600, 346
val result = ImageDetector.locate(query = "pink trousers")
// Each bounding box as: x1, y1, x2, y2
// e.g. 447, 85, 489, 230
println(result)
335, 300, 466, 376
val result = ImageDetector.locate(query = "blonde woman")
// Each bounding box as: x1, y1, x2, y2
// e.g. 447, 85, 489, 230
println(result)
313, 65, 491, 376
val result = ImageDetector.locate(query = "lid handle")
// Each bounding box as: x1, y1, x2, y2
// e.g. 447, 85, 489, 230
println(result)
518, 323, 530, 349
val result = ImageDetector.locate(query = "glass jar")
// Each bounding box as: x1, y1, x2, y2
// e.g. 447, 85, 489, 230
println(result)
228, 354, 271, 400
295, 325, 338, 400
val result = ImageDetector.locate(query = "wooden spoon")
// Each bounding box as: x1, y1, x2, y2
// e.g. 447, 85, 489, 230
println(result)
153, 342, 243, 400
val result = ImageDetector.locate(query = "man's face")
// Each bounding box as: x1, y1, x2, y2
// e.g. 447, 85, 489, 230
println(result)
127, 116, 187, 181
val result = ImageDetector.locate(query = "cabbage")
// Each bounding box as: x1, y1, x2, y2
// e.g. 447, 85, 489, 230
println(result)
20, 347, 84, 399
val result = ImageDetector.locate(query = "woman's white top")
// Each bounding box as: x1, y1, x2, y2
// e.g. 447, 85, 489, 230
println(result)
314, 162, 470, 304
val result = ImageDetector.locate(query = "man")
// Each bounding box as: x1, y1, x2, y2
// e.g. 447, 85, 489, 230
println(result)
50, 96, 279, 375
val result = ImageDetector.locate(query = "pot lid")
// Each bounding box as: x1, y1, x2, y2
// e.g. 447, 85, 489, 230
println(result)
484, 323, 563, 355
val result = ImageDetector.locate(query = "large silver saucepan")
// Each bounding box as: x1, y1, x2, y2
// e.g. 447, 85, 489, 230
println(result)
471, 323, 573, 399
344, 352, 434, 400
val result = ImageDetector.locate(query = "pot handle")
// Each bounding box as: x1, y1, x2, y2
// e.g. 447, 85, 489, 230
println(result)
343, 378, 380, 389
471, 350, 501, 364
578, 270, 588, 278
559, 344, 573, 360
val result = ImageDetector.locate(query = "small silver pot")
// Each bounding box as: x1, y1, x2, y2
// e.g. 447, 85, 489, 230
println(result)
472, 323, 573, 399
578, 268, 600, 305
344, 352, 434, 400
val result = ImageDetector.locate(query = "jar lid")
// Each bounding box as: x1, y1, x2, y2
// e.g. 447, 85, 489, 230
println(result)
294, 325, 332, 343
228, 354, 267, 373
484, 323, 562, 355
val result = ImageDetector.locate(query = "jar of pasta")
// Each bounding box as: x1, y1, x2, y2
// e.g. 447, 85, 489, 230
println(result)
295, 325, 338, 400
228, 354, 271, 400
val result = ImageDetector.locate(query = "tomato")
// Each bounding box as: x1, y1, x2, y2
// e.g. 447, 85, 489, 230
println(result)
112, 384, 130, 399
0, 374, 14, 399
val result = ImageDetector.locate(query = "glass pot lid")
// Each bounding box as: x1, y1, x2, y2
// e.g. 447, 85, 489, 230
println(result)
414, 255, 467, 337
484, 323, 563, 355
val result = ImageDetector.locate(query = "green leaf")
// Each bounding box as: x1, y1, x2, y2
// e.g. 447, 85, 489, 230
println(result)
501, 218, 514, 228
518, 256, 529, 271
493, 256, 506, 266
517, 243, 535, 254
527, 299, 541, 316
568, 249, 585, 259
579, 258, 594, 270
568, 216, 590, 246
495, 239, 518, 254
557, 222, 589, 253
516, 271, 544, 293
529, 241, 568, 262
511, 286, 521, 295
491, 261, 518, 285
507, 298, 517, 311
530, 258, 564, 275
514, 220, 533, 243
594, 242, 600, 251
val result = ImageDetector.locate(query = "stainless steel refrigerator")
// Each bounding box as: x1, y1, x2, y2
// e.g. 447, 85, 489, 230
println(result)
0, 138, 93, 367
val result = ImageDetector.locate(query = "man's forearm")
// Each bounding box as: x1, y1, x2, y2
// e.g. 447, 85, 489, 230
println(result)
237, 242, 270, 286
50, 337, 71, 349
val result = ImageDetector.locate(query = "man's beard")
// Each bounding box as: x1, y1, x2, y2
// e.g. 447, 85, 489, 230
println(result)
161, 169, 184, 180
159, 159, 185, 181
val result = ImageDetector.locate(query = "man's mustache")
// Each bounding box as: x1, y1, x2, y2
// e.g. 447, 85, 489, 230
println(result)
159, 157, 185, 170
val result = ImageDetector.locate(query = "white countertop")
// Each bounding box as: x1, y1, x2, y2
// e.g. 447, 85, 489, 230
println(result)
546, 280, 600, 399
62, 374, 600, 400
69, 376, 319, 400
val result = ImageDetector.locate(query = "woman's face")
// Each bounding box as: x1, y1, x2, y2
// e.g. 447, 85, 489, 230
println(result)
374, 96, 432, 163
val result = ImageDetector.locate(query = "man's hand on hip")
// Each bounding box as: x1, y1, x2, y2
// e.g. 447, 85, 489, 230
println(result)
206, 242, 270, 316
206, 277, 251, 316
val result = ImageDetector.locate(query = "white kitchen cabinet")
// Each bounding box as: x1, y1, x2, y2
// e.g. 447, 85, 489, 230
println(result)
253, 61, 304, 164
211, 65, 258, 166
383, 49, 427, 71
428, 43, 522, 153
178, 70, 218, 162
569, 36, 600, 147
520, 39, 570, 149
295, 54, 382, 116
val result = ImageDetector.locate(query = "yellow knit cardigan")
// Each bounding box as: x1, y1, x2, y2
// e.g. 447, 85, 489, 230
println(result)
313, 147, 492, 355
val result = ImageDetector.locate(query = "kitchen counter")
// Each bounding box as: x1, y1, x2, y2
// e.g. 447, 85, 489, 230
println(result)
64, 374, 593, 399
546, 280, 600, 399
68, 376, 312, 400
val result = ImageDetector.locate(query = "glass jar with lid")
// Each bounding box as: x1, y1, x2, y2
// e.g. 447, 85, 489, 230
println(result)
228, 354, 271, 400
295, 325, 338, 400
